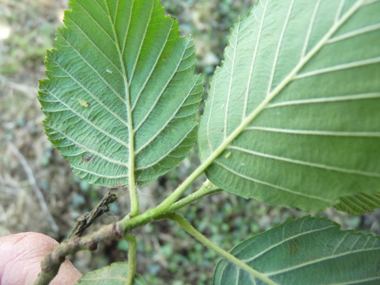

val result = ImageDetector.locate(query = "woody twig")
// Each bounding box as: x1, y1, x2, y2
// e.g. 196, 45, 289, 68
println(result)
68, 191, 117, 239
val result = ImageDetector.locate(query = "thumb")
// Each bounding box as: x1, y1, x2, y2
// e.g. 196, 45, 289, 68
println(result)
0, 232, 82, 284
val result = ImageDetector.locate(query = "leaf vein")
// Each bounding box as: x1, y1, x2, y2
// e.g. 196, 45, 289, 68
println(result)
59, 31, 127, 103
328, 23, 380, 44
295, 56, 380, 79
46, 90, 129, 148
75, 0, 115, 43
135, 78, 198, 154
228, 145, 380, 178
224, 20, 240, 139
215, 161, 332, 202
301, 0, 321, 57
71, 165, 128, 179
245, 127, 380, 137
49, 126, 129, 167
243, 1, 268, 118
237, 225, 335, 262
267, 0, 295, 94
66, 17, 123, 75
131, 20, 174, 111
51, 58, 130, 128
129, 0, 155, 83
133, 37, 193, 133
135, 124, 196, 171
121, 0, 134, 55
266, 93, 380, 109
266, 246, 380, 276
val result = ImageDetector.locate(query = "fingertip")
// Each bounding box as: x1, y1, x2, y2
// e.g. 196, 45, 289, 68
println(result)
0, 232, 82, 284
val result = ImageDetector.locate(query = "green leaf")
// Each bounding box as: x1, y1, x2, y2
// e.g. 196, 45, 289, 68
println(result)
38, 0, 202, 187
78, 262, 146, 285
198, 0, 380, 210
214, 216, 380, 285
335, 192, 380, 215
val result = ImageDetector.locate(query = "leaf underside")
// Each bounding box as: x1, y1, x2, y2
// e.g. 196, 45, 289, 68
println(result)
198, 0, 380, 210
38, 0, 202, 187
335, 192, 380, 215
78, 262, 146, 285
214, 216, 380, 285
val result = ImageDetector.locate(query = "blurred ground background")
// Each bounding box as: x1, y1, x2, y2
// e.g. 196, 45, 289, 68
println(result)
0, 0, 379, 284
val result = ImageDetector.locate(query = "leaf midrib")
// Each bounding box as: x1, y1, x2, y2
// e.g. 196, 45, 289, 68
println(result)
104, 0, 136, 188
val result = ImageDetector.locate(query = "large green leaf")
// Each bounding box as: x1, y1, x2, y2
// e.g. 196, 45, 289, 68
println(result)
214, 216, 380, 285
78, 262, 146, 285
335, 192, 380, 215
38, 0, 202, 187
198, 0, 380, 210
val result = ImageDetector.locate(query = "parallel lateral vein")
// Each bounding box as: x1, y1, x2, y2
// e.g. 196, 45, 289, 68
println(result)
133, 37, 193, 133
135, 78, 198, 154
243, 1, 268, 119
265, 93, 380, 109
206, 71, 217, 153
71, 165, 129, 179
348, 194, 375, 210
238, 226, 335, 262
294, 56, 380, 79
65, 18, 123, 75
113, 0, 120, 25
51, 58, 130, 128
228, 145, 380, 178
136, 125, 197, 171
76, 0, 116, 44
223, 20, 240, 139
301, 0, 320, 57
332, 233, 349, 254
59, 32, 127, 103
327, 23, 380, 44
215, 161, 331, 202
49, 126, 129, 167
332, 276, 380, 285
245, 127, 380, 137
266, 246, 380, 276
129, 0, 155, 83
267, 0, 295, 94
121, 0, 134, 55
131, 20, 174, 111
46, 89, 129, 148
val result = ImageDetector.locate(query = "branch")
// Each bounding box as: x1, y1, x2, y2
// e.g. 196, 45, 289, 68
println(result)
68, 191, 117, 238
35, 207, 154, 285
34, 222, 123, 285
35, 181, 220, 284
159, 212, 278, 285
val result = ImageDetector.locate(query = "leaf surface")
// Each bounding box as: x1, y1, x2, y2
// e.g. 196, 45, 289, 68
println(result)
198, 0, 380, 210
335, 192, 380, 215
78, 262, 146, 285
38, 0, 202, 187
214, 216, 380, 285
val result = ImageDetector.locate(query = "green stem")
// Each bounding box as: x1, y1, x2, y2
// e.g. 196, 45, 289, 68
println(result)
120, 180, 219, 230
160, 213, 278, 285
151, 156, 219, 214
166, 180, 221, 213
125, 234, 137, 285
